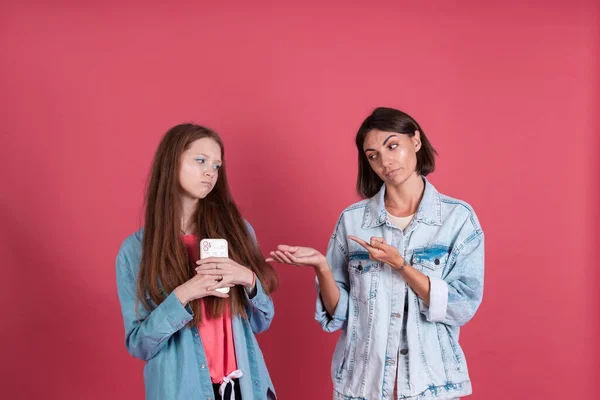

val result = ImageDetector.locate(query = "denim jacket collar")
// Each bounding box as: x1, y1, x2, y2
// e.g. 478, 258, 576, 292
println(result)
361, 176, 442, 229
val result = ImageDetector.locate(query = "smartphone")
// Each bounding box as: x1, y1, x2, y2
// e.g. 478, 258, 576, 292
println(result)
199, 238, 230, 294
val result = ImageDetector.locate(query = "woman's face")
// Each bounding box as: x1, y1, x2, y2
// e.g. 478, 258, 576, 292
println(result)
179, 137, 222, 201
363, 129, 421, 186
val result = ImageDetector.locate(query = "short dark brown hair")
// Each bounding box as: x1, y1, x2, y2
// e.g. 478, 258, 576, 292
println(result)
355, 107, 437, 198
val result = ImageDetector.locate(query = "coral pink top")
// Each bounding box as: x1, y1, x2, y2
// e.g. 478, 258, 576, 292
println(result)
182, 234, 237, 383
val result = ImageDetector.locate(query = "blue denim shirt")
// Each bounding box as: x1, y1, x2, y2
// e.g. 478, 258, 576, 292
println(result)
116, 223, 276, 400
315, 177, 484, 400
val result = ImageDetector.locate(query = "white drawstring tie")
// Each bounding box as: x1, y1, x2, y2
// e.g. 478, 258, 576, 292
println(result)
218, 369, 243, 400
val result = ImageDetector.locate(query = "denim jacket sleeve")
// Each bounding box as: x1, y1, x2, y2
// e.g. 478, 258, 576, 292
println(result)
116, 237, 193, 361
315, 216, 350, 333
243, 220, 275, 334
419, 229, 485, 327
243, 275, 274, 334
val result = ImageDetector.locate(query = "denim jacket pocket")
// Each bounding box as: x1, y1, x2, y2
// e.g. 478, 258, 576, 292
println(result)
412, 244, 450, 273
437, 324, 465, 373
348, 259, 381, 303
335, 346, 348, 381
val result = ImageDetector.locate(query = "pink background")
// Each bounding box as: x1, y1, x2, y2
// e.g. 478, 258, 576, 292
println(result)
1, 1, 598, 399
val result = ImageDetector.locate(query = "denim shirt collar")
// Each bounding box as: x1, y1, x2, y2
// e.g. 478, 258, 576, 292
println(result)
361, 176, 442, 229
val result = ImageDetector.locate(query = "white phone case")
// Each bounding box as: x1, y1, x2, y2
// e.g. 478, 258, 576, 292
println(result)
199, 239, 230, 294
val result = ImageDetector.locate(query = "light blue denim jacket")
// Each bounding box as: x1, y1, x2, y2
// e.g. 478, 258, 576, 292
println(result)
316, 177, 484, 400
116, 223, 276, 400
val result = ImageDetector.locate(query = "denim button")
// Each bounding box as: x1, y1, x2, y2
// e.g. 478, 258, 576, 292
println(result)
357, 263, 363, 271
434, 258, 440, 265
201, 364, 206, 369
400, 349, 408, 355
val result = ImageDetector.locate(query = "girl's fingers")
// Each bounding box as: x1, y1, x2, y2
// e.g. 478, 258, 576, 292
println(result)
208, 291, 230, 298
195, 262, 221, 270
207, 282, 235, 291
196, 257, 230, 265
195, 268, 230, 275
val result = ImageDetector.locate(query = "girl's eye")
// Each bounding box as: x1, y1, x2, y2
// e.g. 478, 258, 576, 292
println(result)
196, 158, 205, 164
213, 164, 221, 170
368, 153, 377, 160
389, 144, 398, 150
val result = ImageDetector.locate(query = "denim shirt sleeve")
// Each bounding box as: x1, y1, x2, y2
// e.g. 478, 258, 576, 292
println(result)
116, 238, 193, 361
419, 230, 485, 327
243, 220, 275, 334
315, 220, 350, 332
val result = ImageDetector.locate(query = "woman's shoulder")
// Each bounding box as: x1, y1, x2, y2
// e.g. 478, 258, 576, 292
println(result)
340, 198, 371, 216
438, 192, 482, 233
328, 198, 371, 236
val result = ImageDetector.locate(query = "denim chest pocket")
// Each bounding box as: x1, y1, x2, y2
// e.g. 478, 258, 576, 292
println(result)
411, 244, 450, 275
348, 258, 381, 303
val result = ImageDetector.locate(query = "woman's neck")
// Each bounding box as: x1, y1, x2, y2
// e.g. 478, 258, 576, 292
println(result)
384, 172, 425, 217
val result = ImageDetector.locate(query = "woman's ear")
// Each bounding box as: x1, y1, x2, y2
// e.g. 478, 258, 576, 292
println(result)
413, 130, 422, 152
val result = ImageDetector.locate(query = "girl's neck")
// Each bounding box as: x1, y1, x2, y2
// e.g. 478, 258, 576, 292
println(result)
180, 195, 199, 235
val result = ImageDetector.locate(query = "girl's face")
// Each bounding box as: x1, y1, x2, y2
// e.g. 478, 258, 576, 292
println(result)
363, 129, 421, 186
179, 138, 222, 201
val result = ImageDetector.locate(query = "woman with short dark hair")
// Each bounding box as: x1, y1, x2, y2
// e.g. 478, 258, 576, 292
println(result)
269, 107, 484, 400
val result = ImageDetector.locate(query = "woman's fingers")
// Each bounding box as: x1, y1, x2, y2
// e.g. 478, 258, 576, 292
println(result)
268, 252, 287, 264
274, 250, 294, 264
370, 237, 386, 249
277, 244, 299, 253
285, 251, 307, 265
349, 235, 374, 251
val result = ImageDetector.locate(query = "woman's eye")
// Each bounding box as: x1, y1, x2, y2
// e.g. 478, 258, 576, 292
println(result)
213, 164, 221, 170
195, 158, 205, 164
389, 144, 398, 150
368, 154, 377, 160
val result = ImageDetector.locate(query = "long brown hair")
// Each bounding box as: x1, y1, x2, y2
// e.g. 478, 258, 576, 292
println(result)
138, 123, 279, 326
